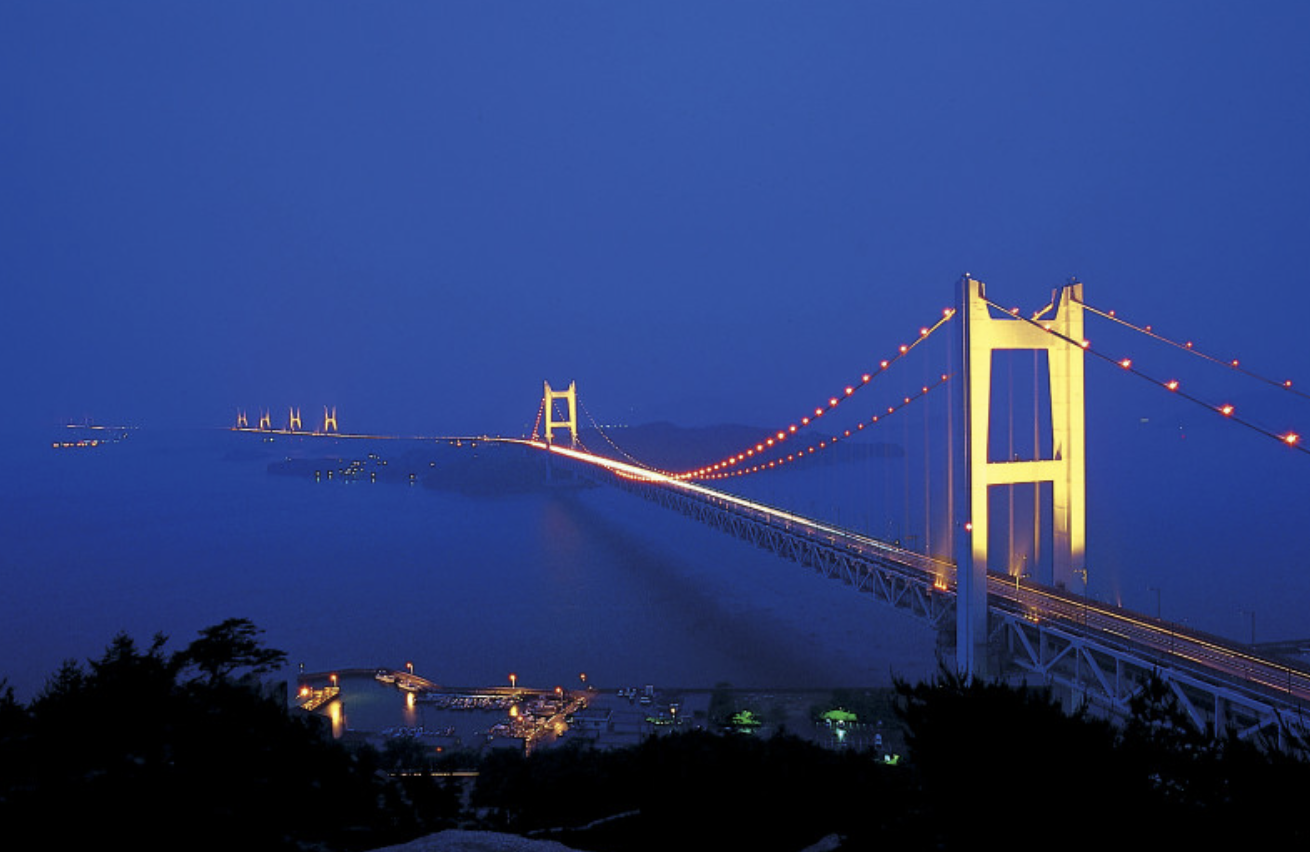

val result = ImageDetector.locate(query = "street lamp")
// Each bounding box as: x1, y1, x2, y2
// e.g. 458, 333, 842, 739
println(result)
509, 673, 517, 690
1073, 567, 1089, 624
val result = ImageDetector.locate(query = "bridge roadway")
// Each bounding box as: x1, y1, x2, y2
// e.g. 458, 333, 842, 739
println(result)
516, 439, 1310, 726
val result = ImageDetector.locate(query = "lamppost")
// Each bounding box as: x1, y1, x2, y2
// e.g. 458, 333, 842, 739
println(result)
1073, 567, 1088, 625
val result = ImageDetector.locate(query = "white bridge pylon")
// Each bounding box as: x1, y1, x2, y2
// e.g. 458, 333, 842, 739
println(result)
543, 381, 578, 447
953, 275, 1087, 680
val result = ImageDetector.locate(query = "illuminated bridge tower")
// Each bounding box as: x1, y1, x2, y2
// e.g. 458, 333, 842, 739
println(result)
322, 406, 338, 434
543, 381, 578, 447
288, 407, 302, 433
953, 275, 1087, 680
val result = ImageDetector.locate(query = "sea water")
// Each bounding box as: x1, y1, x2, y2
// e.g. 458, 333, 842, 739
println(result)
0, 427, 941, 704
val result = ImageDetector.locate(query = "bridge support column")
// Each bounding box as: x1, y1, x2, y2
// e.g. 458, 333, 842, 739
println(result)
953, 275, 1087, 681
543, 381, 578, 447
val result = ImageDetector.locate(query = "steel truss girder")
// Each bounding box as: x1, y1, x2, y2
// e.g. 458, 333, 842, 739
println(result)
559, 457, 1307, 746
616, 477, 954, 629
994, 611, 1306, 744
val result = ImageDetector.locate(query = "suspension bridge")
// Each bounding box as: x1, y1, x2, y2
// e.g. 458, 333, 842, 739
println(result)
233, 273, 1309, 743
516, 274, 1310, 744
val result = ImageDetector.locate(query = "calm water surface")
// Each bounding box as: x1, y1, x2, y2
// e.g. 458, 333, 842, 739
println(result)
0, 427, 940, 703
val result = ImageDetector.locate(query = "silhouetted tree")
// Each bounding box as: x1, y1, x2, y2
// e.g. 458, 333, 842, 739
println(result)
0, 622, 430, 852
175, 617, 287, 686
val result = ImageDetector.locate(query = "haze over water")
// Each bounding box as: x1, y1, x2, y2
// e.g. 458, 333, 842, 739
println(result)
0, 427, 941, 704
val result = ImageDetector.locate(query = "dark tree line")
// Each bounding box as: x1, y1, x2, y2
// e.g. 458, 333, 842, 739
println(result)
0, 619, 453, 852
3, 623, 1308, 851
472, 670, 1310, 851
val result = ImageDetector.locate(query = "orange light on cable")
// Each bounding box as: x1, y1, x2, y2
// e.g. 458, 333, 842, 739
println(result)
1119, 359, 1132, 369
1165, 380, 1179, 391
1219, 404, 1235, 417
1284, 433, 1301, 446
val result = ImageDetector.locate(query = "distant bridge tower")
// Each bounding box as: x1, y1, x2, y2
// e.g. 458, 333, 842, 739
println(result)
236, 410, 248, 429
258, 410, 271, 431
953, 275, 1087, 680
543, 381, 578, 446
288, 407, 302, 432
322, 406, 338, 433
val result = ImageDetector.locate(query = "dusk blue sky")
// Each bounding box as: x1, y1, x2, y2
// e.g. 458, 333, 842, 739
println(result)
3, 3, 1310, 657
6, 2, 1308, 439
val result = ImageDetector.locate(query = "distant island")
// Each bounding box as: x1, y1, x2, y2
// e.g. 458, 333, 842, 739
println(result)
257, 422, 902, 496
